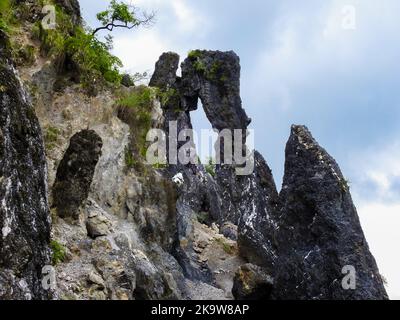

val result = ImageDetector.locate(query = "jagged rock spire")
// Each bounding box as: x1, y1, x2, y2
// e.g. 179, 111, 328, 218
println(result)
273, 125, 388, 300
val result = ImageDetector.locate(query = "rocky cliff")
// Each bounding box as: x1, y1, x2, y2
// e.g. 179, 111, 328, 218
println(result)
0, 0, 388, 300
0, 29, 51, 299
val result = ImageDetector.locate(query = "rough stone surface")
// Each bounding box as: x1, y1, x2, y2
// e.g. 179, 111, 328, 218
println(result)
149, 52, 180, 90
150, 51, 388, 300
232, 264, 274, 300
181, 50, 251, 131
55, 0, 82, 25
52, 129, 103, 219
85, 200, 113, 239
0, 30, 51, 300
272, 125, 388, 300
4, 10, 389, 301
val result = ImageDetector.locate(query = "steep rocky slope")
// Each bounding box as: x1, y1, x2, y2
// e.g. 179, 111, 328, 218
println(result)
0, 29, 51, 299
0, 0, 388, 300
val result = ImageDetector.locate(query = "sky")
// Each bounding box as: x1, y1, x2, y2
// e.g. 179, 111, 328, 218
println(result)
79, 0, 400, 299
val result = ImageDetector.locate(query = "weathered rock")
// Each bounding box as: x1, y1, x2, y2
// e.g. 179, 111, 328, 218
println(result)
149, 52, 180, 90
150, 52, 214, 282
0, 30, 51, 299
88, 271, 105, 289
52, 129, 103, 219
181, 50, 251, 130
235, 152, 279, 272
232, 264, 274, 300
220, 222, 238, 241
55, 0, 82, 25
273, 125, 388, 300
85, 200, 112, 239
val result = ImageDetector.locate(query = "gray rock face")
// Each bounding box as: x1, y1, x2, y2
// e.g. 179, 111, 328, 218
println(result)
52, 130, 103, 219
232, 264, 274, 300
0, 31, 51, 299
273, 125, 388, 300
181, 50, 251, 131
151, 50, 388, 300
55, 0, 82, 25
149, 52, 180, 90
150, 52, 213, 282
85, 200, 112, 239
235, 152, 279, 272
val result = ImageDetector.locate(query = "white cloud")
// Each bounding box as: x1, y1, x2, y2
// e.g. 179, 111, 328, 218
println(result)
251, 0, 400, 111
349, 141, 400, 299
112, 30, 169, 74
170, 0, 202, 33
110, 0, 209, 76
358, 202, 400, 300
133, 0, 205, 34
351, 141, 400, 202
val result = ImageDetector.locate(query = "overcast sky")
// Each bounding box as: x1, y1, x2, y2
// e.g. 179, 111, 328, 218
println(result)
79, 0, 400, 299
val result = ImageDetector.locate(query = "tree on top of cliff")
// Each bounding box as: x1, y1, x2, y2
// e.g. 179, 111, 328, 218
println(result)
92, 0, 155, 35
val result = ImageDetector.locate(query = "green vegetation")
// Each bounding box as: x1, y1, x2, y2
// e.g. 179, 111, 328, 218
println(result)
65, 27, 123, 85
14, 44, 36, 66
188, 50, 229, 83
188, 50, 207, 73
339, 178, 350, 193
117, 86, 154, 159
155, 87, 178, 106
50, 240, 66, 265
44, 126, 60, 151
152, 162, 167, 170
215, 237, 235, 255
93, 0, 155, 35
204, 157, 216, 177
188, 50, 202, 60
1, 1, 154, 92
197, 211, 210, 225
124, 146, 136, 168
193, 59, 206, 74
34, 10, 123, 89
118, 86, 153, 110
0, 0, 13, 33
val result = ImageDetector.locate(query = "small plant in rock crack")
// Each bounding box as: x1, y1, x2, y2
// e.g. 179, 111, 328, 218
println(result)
50, 240, 66, 265
339, 178, 350, 193
124, 146, 136, 168
204, 157, 216, 177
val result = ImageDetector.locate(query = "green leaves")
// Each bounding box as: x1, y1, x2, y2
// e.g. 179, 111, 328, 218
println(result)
65, 27, 122, 84
93, 0, 154, 35
96, 0, 136, 27
50, 240, 66, 265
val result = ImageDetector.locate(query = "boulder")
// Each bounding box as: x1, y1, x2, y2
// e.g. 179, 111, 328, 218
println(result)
52, 129, 103, 219
232, 264, 273, 300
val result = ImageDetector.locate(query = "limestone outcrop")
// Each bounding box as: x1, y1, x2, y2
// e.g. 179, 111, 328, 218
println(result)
0, 30, 51, 299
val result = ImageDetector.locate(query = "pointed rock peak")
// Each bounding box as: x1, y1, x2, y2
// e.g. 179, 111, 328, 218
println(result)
284, 124, 346, 187
275, 124, 388, 300
288, 124, 325, 153
149, 52, 180, 89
